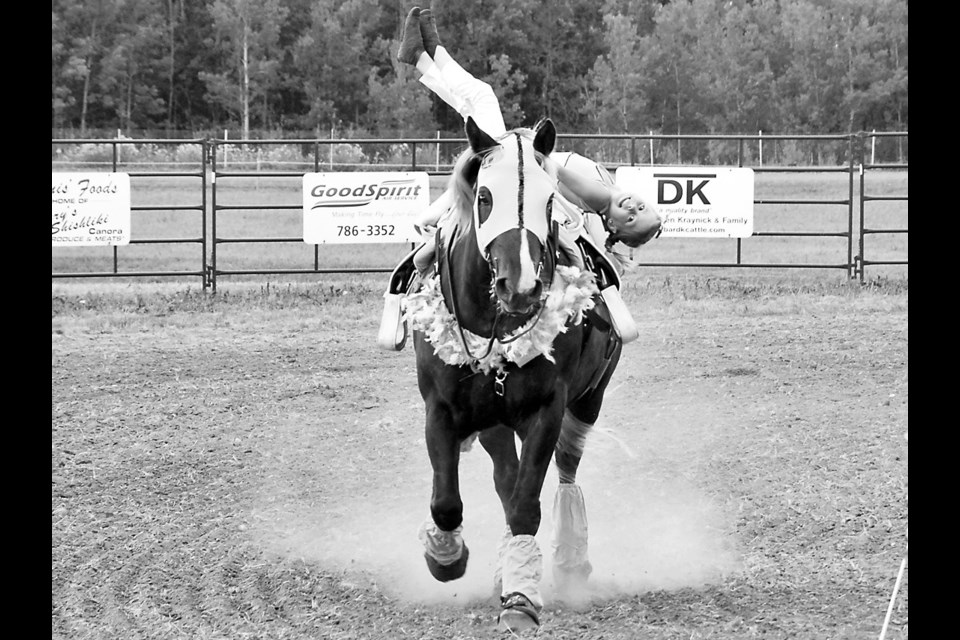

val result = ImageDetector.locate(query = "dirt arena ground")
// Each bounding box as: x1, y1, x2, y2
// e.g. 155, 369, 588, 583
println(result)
52, 274, 908, 639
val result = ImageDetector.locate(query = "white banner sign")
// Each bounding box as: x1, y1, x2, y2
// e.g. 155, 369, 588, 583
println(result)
52, 173, 131, 246
302, 172, 429, 244
616, 166, 754, 237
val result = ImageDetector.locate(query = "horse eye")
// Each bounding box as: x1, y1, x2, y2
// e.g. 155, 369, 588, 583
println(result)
476, 186, 493, 225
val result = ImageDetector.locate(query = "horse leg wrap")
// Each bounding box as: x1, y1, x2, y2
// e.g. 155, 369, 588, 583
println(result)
551, 483, 592, 589
492, 524, 513, 595
419, 519, 469, 582
499, 534, 544, 610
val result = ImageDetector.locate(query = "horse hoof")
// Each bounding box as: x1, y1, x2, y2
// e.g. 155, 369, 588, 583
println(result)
498, 592, 540, 633
424, 543, 469, 582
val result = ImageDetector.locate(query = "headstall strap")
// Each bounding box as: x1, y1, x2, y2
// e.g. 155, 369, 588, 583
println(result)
443, 226, 498, 362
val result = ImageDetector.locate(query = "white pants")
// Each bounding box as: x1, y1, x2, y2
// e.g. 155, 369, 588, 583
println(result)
417, 46, 506, 138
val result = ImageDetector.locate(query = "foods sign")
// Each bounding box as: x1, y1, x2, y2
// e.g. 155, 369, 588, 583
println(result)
616, 167, 754, 237
52, 173, 132, 246
303, 172, 429, 244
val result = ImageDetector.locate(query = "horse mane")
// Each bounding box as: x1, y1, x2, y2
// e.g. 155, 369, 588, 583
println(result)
446, 126, 558, 227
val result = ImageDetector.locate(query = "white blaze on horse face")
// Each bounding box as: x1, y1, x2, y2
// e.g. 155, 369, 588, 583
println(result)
517, 230, 538, 293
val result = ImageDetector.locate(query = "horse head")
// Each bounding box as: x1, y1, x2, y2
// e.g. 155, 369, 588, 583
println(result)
461, 117, 558, 329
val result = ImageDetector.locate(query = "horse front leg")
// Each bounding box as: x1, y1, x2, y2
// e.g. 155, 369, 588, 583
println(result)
478, 425, 520, 596
497, 400, 565, 632
420, 403, 469, 582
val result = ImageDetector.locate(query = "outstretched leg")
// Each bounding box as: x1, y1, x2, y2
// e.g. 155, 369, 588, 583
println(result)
399, 6, 508, 138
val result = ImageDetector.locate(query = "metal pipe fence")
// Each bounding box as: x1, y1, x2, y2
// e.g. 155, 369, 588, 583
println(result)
52, 132, 907, 289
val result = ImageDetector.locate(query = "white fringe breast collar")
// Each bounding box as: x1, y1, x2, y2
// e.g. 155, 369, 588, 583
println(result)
403, 265, 598, 374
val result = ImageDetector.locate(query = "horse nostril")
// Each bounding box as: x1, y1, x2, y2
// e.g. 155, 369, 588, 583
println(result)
494, 277, 510, 299
494, 275, 541, 312
529, 280, 543, 299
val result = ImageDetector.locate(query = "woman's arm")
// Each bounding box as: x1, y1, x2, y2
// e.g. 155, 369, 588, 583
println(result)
555, 164, 611, 215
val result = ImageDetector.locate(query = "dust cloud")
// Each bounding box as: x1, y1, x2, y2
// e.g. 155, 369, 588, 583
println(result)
259, 426, 742, 607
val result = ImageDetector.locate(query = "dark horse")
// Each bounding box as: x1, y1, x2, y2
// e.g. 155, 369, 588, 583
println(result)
408, 116, 622, 632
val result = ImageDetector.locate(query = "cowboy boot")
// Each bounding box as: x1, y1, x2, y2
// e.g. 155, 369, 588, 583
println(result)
397, 7, 424, 65
419, 8, 441, 58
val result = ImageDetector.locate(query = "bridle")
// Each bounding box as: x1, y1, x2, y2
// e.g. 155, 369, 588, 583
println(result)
439, 172, 561, 366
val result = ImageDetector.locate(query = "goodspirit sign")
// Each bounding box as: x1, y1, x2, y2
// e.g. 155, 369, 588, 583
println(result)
52, 173, 131, 245
302, 172, 429, 244
616, 167, 754, 238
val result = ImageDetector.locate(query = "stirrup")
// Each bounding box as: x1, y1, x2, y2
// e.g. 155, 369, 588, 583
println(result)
377, 247, 419, 351
377, 291, 407, 351
599, 285, 639, 343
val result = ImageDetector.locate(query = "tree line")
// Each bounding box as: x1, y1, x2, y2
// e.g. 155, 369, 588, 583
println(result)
51, 0, 907, 139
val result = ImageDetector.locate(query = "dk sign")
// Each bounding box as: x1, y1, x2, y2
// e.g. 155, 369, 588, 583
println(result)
616, 167, 754, 238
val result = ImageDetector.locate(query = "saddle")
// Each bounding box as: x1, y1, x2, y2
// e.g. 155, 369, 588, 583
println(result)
572, 235, 639, 346
572, 235, 620, 290
377, 225, 450, 351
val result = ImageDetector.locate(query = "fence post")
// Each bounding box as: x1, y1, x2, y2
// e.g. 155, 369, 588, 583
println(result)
759, 130, 763, 167
436, 130, 440, 172
854, 133, 863, 281
210, 138, 218, 292
649, 131, 654, 165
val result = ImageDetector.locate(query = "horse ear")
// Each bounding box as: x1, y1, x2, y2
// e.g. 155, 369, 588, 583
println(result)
465, 116, 499, 153
534, 118, 556, 156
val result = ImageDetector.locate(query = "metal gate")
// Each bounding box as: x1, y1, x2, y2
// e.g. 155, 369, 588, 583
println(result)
856, 131, 909, 282
51, 137, 209, 286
